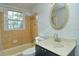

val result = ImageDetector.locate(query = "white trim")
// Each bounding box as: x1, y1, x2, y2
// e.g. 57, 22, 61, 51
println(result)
4, 8, 8, 31
4, 8, 25, 31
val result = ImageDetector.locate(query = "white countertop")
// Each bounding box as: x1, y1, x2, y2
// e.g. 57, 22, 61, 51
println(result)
36, 37, 76, 56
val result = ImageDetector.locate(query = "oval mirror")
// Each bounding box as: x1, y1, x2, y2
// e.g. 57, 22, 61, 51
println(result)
50, 3, 69, 30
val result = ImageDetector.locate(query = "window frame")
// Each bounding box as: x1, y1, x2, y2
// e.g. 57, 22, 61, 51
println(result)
4, 9, 25, 31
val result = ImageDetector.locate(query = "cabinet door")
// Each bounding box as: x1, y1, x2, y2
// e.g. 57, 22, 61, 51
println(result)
35, 45, 59, 56
45, 49, 59, 56
35, 45, 46, 56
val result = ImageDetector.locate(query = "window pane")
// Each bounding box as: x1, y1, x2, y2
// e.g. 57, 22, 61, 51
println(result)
8, 20, 23, 29
8, 11, 13, 20
8, 11, 23, 20
8, 24, 13, 29
14, 21, 23, 29
13, 15, 18, 20
8, 11, 13, 16
7, 10, 24, 30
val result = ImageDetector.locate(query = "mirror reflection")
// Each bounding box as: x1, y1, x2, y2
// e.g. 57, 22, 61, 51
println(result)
50, 3, 69, 30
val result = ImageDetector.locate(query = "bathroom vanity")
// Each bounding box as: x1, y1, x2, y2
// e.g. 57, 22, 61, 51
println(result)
35, 37, 76, 56
35, 3, 76, 56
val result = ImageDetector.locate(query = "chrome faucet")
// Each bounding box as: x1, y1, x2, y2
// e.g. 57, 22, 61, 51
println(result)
53, 33, 61, 42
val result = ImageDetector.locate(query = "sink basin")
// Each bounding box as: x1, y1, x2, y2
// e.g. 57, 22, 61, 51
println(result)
52, 37, 64, 48
53, 42, 64, 48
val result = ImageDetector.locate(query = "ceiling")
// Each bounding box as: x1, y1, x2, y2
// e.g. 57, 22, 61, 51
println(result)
2, 3, 39, 10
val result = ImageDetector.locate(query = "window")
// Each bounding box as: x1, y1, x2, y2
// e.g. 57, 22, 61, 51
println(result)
5, 10, 25, 30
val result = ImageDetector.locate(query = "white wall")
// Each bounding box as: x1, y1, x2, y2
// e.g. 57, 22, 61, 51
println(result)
33, 3, 79, 55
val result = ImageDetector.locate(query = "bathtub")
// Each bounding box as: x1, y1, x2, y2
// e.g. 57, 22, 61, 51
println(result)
0, 43, 35, 56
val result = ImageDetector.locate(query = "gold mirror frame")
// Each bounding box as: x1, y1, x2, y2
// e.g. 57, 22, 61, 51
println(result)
50, 3, 69, 30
